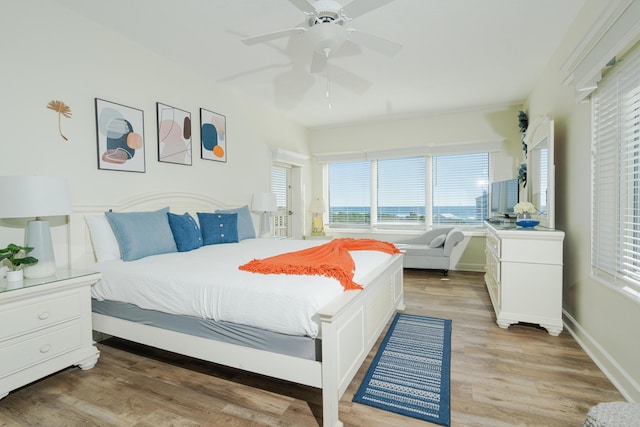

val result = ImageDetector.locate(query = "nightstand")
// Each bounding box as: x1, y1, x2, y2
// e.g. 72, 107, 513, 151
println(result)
0, 269, 101, 399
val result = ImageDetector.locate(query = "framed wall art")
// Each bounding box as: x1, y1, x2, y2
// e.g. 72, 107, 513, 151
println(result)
95, 98, 145, 173
200, 108, 227, 162
157, 102, 192, 166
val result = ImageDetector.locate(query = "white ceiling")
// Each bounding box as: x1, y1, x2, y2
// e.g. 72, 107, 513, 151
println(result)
54, 0, 586, 128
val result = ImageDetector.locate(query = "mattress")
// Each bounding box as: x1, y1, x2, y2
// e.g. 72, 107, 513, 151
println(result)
91, 238, 394, 338
92, 299, 320, 360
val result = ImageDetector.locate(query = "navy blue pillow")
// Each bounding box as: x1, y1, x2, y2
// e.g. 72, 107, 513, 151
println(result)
197, 212, 239, 245
167, 212, 203, 252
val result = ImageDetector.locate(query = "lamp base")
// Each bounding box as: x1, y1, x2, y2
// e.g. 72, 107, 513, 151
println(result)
311, 215, 325, 236
258, 211, 272, 239
24, 219, 57, 279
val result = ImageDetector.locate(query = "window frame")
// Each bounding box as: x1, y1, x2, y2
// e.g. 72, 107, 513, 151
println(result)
326, 153, 489, 231
591, 41, 640, 297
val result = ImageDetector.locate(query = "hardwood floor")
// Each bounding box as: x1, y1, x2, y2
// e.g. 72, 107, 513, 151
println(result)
0, 270, 623, 426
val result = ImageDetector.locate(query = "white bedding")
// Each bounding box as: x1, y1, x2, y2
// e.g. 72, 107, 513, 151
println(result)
91, 238, 394, 338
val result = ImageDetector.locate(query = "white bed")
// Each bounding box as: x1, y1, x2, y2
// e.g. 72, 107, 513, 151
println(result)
69, 192, 405, 427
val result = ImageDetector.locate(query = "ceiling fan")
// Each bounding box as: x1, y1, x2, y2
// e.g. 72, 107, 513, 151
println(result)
241, 0, 402, 73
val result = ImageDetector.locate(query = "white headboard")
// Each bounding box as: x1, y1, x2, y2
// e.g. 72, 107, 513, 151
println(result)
69, 191, 239, 268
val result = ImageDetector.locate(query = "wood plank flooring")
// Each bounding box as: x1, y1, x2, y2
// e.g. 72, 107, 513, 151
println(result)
0, 270, 623, 426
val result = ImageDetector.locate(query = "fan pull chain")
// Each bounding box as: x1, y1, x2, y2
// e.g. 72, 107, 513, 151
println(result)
325, 52, 332, 110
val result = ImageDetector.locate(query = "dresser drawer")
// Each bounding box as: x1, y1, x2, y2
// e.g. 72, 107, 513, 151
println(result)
0, 291, 81, 341
0, 322, 82, 377
485, 231, 501, 257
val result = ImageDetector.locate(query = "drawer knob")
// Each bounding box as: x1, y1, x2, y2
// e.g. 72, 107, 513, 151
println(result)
40, 344, 51, 353
38, 311, 50, 320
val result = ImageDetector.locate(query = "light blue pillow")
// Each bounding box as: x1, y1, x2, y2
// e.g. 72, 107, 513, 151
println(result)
167, 212, 203, 252
198, 212, 239, 245
105, 207, 177, 261
215, 205, 256, 240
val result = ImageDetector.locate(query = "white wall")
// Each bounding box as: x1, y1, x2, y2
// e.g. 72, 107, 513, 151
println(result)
0, 1, 310, 263
526, 0, 640, 401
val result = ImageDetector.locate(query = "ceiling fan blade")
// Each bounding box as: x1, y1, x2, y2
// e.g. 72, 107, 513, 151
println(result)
287, 0, 316, 14
346, 29, 402, 57
310, 51, 327, 73
341, 0, 397, 19
242, 27, 307, 45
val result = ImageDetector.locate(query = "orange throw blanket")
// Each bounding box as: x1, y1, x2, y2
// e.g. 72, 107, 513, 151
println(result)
239, 238, 402, 291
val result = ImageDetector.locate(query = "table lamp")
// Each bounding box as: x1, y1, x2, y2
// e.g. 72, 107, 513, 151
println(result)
310, 197, 326, 236
251, 192, 277, 238
0, 176, 72, 278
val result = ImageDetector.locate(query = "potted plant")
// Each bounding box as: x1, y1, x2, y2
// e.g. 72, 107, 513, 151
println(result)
0, 243, 38, 282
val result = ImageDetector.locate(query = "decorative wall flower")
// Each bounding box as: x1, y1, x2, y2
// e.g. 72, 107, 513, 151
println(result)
47, 100, 72, 141
513, 201, 537, 214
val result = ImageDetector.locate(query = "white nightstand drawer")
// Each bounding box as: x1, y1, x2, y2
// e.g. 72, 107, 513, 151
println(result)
0, 322, 82, 377
0, 291, 81, 341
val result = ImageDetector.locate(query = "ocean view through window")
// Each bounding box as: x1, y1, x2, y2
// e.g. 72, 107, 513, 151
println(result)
328, 153, 488, 229
433, 153, 489, 226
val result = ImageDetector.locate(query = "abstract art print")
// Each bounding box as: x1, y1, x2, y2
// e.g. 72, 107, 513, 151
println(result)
95, 98, 145, 173
200, 108, 226, 162
157, 103, 192, 165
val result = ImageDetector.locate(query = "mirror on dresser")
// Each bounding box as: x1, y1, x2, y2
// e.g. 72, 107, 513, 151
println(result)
525, 116, 555, 229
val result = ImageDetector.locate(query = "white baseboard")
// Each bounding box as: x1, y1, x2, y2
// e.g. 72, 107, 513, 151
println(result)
563, 310, 640, 402
452, 262, 485, 272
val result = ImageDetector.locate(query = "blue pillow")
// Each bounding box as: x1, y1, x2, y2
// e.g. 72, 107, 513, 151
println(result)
215, 205, 256, 240
197, 212, 239, 245
167, 212, 203, 252
105, 207, 177, 261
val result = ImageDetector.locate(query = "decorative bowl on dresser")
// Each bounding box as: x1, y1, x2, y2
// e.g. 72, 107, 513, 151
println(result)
0, 270, 101, 399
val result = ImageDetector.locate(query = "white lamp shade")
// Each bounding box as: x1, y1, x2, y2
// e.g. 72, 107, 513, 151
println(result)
310, 197, 326, 213
0, 176, 71, 218
251, 192, 277, 213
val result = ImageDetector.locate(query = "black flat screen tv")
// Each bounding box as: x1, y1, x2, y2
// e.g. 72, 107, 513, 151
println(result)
490, 178, 519, 217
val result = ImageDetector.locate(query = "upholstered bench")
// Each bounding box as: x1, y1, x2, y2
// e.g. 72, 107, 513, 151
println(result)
584, 401, 640, 426
396, 228, 464, 275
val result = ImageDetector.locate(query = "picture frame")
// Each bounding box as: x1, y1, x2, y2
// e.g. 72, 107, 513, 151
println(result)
95, 98, 145, 173
157, 103, 192, 166
200, 108, 227, 162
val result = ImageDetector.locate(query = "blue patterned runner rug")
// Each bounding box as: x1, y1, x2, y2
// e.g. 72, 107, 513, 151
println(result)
353, 313, 452, 426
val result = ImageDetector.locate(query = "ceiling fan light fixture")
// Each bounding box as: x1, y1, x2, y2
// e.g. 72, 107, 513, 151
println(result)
307, 23, 347, 55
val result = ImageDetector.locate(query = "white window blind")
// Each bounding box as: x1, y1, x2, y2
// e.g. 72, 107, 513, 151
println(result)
592, 42, 640, 294
432, 153, 489, 225
271, 165, 289, 237
328, 161, 371, 227
377, 157, 426, 225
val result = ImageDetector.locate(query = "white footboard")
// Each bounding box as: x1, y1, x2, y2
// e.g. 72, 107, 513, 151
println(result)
318, 254, 405, 427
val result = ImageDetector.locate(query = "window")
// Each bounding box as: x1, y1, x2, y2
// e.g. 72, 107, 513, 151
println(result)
327, 154, 488, 229
271, 165, 290, 237
592, 42, 640, 295
432, 153, 489, 225
328, 161, 371, 227
377, 157, 426, 226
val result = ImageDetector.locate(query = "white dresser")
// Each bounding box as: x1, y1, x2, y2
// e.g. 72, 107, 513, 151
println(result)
484, 222, 565, 336
0, 270, 101, 399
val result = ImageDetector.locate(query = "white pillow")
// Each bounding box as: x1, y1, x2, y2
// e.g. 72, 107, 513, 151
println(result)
428, 234, 447, 248
85, 214, 121, 262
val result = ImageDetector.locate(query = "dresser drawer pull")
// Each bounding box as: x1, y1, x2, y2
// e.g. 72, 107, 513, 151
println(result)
40, 344, 51, 353
38, 311, 50, 320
